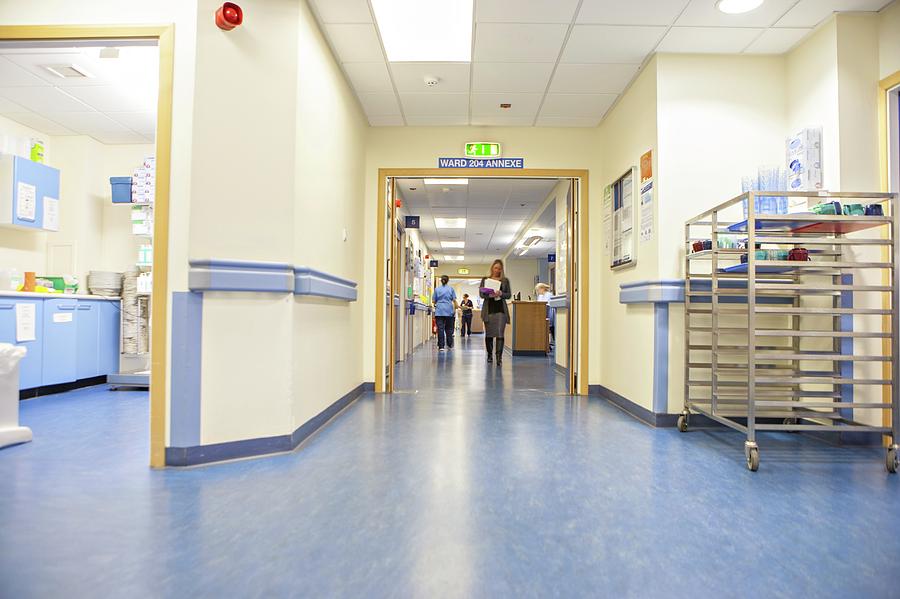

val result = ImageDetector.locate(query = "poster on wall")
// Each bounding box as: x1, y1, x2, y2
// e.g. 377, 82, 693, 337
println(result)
610, 167, 636, 269
556, 221, 568, 294
602, 185, 612, 258
639, 150, 653, 243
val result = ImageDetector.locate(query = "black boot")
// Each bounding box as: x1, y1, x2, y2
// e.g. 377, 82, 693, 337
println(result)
486, 338, 493, 362
496, 339, 504, 366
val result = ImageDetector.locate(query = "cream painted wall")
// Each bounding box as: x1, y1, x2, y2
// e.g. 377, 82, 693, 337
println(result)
290, 0, 369, 430
878, 1, 900, 79
594, 57, 658, 405
364, 127, 600, 383
786, 19, 841, 190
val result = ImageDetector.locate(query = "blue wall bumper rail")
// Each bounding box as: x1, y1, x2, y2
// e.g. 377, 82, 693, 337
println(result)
294, 266, 357, 301
188, 259, 357, 301
547, 294, 568, 309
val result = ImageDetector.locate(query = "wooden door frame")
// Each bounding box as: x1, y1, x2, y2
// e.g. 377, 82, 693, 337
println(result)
0, 25, 175, 467
375, 168, 590, 396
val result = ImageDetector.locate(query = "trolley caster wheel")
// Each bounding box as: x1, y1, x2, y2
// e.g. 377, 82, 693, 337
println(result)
887, 445, 899, 474
677, 414, 689, 433
783, 417, 798, 426
745, 443, 759, 472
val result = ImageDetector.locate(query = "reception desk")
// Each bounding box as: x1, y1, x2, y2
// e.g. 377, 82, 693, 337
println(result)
504, 301, 549, 355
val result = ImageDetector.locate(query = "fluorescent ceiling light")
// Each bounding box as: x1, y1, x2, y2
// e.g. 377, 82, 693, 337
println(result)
434, 218, 466, 229
370, 0, 473, 62
523, 235, 543, 247
424, 179, 468, 186
716, 0, 764, 14
517, 248, 529, 256
445, 255, 465, 261
441, 241, 465, 248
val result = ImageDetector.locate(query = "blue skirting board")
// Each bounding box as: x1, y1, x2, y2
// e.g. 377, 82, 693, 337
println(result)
165, 382, 374, 466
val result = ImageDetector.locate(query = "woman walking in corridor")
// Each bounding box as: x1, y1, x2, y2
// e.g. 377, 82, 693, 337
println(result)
432, 274, 458, 351
479, 259, 511, 365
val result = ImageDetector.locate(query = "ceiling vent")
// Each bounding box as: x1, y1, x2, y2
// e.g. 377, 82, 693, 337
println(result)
42, 64, 93, 79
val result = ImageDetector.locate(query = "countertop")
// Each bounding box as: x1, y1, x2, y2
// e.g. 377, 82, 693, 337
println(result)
0, 291, 121, 301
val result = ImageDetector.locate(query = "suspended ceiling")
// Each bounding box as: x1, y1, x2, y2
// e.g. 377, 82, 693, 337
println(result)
310, 0, 894, 127
397, 177, 560, 263
0, 43, 158, 144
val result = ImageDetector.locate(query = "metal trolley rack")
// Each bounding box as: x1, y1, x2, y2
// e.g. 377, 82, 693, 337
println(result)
681, 191, 899, 472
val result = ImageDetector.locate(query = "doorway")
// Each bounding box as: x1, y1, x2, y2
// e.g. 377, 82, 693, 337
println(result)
0, 25, 174, 467
375, 169, 589, 396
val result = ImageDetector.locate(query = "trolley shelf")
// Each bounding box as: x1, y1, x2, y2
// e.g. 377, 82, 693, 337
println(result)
682, 190, 900, 472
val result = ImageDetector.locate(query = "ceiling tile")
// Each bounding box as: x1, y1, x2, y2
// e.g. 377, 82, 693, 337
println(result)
93, 131, 151, 144
391, 63, 470, 93
405, 115, 470, 126
476, 0, 580, 23
535, 116, 602, 128
0, 56, 46, 86
310, 0, 372, 23
0, 86, 88, 113
1, 112, 75, 135
106, 111, 156, 135
0, 95, 28, 113
470, 116, 536, 126
472, 62, 555, 93
775, 0, 893, 28
44, 111, 131, 134
343, 62, 393, 93
657, 27, 765, 53
474, 23, 569, 62
471, 93, 542, 118
577, 0, 690, 25
368, 115, 404, 126
358, 92, 402, 116
399, 93, 469, 117
62, 84, 153, 113
676, 0, 799, 27
550, 63, 640, 94
743, 28, 812, 53
540, 93, 617, 119
325, 24, 384, 62
562, 25, 667, 63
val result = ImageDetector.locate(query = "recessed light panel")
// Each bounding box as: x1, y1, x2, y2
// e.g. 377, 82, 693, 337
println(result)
434, 218, 466, 229
716, 0, 764, 14
370, 0, 473, 62
424, 178, 469, 186
445, 255, 465, 261
441, 241, 465, 248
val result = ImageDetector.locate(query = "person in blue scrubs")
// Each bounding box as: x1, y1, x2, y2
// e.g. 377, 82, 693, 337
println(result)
432, 275, 458, 351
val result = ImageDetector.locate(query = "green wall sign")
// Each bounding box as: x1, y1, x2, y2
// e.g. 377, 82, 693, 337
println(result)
465, 142, 501, 158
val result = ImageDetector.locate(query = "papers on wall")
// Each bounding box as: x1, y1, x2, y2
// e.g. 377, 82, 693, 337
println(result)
15, 303, 36, 342
602, 185, 612, 258
43, 197, 59, 231
556, 221, 568, 294
611, 168, 635, 269
639, 150, 653, 243
16, 181, 36, 221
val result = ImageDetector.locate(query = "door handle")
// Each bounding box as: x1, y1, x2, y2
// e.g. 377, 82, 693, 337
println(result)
58, 305, 78, 310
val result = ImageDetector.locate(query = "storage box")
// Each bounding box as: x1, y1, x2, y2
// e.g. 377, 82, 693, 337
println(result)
786, 128, 823, 192
110, 177, 133, 203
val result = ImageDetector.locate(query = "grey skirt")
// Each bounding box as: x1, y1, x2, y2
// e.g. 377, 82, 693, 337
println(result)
484, 312, 508, 338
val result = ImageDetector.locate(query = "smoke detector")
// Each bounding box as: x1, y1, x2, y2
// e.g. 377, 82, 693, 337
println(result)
424, 76, 440, 87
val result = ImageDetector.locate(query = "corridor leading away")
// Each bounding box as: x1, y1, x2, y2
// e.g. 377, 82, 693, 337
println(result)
1, 340, 899, 597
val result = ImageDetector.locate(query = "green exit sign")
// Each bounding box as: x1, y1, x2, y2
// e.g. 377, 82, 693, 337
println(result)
465, 142, 501, 157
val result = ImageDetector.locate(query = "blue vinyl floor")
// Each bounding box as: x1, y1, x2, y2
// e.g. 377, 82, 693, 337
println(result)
1, 336, 899, 597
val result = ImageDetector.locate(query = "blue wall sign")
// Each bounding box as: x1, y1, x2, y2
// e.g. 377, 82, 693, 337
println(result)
548, 253, 556, 263
405, 215, 420, 229
429, 259, 439, 267
438, 157, 524, 169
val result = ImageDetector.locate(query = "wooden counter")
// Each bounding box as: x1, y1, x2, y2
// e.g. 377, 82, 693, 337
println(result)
506, 301, 549, 355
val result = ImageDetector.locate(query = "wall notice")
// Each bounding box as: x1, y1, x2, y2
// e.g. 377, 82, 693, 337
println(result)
16, 182, 36, 221
602, 185, 612, 258
639, 150, 653, 243
15, 303, 36, 342
43, 197, 59, 231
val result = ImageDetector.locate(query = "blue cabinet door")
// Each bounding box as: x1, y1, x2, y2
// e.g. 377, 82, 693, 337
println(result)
0, 298, 44, 389
9, 156, 60, 230
76, 300, 100, 379
98, 301, 121, 376
42, 298, 78, 386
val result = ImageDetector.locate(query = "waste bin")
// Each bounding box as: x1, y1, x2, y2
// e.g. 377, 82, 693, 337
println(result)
0, 343, 32, 450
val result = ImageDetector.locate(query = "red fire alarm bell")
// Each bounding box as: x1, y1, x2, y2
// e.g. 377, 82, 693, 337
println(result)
395, 198, 402, 208
216, 2, 243, 30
